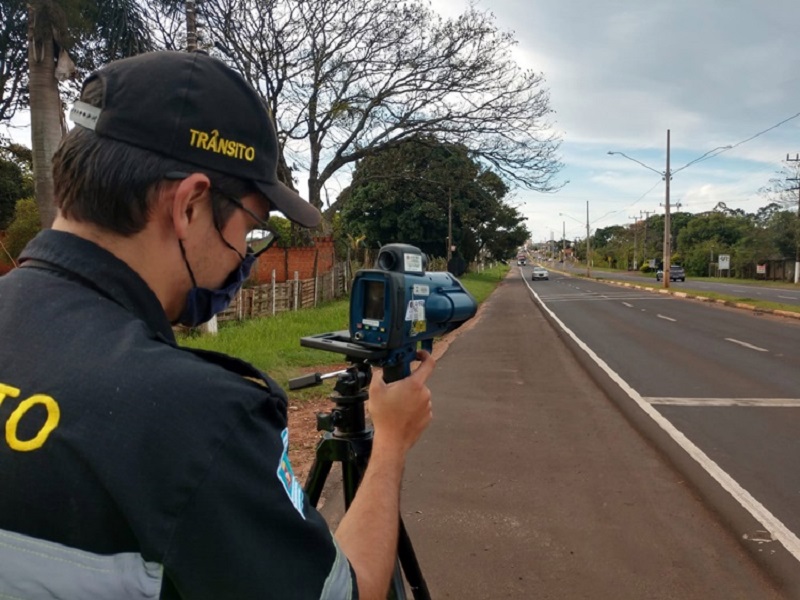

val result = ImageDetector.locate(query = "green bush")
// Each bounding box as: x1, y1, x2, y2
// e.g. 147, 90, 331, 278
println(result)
4, 198, 40, 260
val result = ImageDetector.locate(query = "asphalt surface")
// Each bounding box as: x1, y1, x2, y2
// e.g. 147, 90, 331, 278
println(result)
320, 269, 791, 599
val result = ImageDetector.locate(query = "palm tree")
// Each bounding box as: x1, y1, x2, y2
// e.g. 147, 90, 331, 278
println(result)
26, 0, 155, 227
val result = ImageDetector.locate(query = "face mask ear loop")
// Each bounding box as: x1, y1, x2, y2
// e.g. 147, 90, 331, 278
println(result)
210, 189, 247, 262
178, 240, 199, 288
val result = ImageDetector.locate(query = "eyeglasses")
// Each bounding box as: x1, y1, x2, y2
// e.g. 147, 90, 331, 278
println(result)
164, 171, 278, 258
214, 192, 278, 258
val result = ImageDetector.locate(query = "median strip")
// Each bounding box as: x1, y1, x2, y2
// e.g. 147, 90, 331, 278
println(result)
645, 397, 800, 407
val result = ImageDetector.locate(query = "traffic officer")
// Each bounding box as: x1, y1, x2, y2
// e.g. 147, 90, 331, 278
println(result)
0, 50, 434, 599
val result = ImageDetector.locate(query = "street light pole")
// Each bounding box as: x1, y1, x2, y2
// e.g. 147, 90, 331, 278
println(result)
559, 209, 590, 274
608, 133, 676, 289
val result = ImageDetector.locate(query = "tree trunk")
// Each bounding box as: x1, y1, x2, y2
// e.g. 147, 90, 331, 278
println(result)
27, 3, 64, 229
186, 0, 197, 51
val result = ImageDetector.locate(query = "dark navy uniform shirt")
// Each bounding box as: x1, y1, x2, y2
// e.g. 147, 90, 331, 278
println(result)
0, 230, 355, 599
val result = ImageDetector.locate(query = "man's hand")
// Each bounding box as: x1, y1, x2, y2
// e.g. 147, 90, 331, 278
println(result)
368, 350, 435, 456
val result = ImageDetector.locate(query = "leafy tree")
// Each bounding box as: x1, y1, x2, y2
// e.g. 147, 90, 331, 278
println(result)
199, 0, 563, 219
479, 199, 529, 261
3, 197, 39, 261
339, 136, 525, 262
0, 142, 33, 228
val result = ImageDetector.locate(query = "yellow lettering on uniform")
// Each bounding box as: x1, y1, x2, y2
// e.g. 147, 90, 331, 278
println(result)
0, 383, 21, 405
6, 394, 60, 452
244, 146, 255, 161
189, 128, 201, 147
197, 131, 209, 150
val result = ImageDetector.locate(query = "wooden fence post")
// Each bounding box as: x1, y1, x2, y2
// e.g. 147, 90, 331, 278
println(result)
294, 271, 299, 311
271, 269, 276, 316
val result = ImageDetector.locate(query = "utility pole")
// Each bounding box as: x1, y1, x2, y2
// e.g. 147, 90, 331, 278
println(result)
562, 221, 566, 261
786, 153, 800, 284
628, 215, 638, 270
640, 209, 653, 269
447, 190, 453, 263
663, 129, 672, 288
586, 200, 591, 277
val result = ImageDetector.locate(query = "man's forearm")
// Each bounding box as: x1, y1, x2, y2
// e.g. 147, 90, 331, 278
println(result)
334, 441, 406, 600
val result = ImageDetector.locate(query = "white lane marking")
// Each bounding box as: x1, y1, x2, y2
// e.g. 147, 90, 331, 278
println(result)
657, 314, 676, 322
541, 296, 671, 303
523, 278, 800, 563
646, 397, 800, 407
622, 302, 634, 308
778, 295, 798, 300
725, 338, 768, 352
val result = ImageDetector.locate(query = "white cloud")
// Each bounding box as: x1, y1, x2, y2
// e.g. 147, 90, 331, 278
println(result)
431, 0, 800, 239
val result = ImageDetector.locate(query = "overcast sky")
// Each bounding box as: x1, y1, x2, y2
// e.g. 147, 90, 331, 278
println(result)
433, 0, 800, 243
6, 1, 799, 246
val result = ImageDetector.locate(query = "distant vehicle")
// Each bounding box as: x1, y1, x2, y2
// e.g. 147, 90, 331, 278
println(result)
517, 258, 526, 266
656, 265, 685, 282
531, 266, 549, 281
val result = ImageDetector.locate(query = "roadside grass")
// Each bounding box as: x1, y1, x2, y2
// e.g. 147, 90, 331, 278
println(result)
178, 263, 509, 396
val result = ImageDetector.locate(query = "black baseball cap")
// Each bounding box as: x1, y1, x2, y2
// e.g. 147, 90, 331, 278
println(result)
69, 50, 321, 228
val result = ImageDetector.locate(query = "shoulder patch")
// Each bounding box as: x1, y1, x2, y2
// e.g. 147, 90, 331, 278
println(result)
277, 428, 305, 519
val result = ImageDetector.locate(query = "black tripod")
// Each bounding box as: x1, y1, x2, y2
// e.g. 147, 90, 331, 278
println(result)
290, 362, 430, 600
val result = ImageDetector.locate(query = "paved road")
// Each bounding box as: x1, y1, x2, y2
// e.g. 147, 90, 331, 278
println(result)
518, 267, 800, 593
320, 268, 792, 599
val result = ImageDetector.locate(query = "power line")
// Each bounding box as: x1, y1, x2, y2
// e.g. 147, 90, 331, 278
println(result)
673, 110, 800, 173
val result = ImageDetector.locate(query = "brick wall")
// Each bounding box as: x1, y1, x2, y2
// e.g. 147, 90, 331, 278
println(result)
253, 237, 336, 283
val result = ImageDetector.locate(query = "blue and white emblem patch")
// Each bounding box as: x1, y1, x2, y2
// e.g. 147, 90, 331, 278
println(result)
277, 428, 305, 518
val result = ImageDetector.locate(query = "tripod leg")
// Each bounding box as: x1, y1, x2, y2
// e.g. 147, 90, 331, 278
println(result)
397, 518, 430, 600
304, 457, 332, 508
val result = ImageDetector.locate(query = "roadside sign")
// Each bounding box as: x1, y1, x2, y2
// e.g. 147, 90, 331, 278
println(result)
719, 254, 730, 270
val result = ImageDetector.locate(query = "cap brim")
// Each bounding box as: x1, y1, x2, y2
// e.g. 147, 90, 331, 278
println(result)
255, 180, 321, 228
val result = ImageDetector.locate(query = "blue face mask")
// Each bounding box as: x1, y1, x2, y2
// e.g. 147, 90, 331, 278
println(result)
176, 249, 256, 327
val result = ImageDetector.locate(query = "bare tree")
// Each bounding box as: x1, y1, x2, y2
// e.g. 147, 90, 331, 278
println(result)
759, 159, 800, 212
199, 0, 563, 219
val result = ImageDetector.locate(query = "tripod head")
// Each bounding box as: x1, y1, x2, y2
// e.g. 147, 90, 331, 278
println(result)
289, 361, 373, 439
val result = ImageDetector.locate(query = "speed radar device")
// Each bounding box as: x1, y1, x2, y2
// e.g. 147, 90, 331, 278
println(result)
298, 243, 477, 382
291, 243, 476, 600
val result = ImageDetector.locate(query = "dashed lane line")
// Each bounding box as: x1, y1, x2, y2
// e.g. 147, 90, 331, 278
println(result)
725, 338, 769, 352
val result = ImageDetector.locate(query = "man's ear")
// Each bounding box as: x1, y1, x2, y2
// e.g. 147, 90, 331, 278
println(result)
171, 173, 212, 240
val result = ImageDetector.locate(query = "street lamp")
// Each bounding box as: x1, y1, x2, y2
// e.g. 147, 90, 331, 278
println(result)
559, 201, 591, 277
608, 130, 673, 288
609, 133, 733, 289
